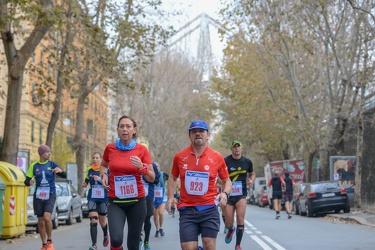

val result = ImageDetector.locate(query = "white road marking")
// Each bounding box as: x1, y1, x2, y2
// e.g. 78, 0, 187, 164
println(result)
261, 235, 287, 250
251, 235, 273, 250
244, 219, 286, 250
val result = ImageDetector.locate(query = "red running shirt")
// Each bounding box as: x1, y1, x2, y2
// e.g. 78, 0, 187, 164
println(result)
102, 143, 152, 199
171, 145, 229, 209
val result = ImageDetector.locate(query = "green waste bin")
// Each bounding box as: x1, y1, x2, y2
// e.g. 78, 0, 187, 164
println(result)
0, 177, 6, 236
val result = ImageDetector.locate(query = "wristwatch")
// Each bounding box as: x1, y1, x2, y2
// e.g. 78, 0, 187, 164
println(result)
223, 191, 230, 199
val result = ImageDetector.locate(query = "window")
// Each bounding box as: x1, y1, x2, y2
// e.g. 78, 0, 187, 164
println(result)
87, 119, 93, 136
31, 121, 35, 143
39, 125, 43, 145
47, 93, 50, 111
40, 51, 44, 68
31, 82, 36, 103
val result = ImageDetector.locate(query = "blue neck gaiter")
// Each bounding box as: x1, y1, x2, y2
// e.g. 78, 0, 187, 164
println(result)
115, 139, 136, 151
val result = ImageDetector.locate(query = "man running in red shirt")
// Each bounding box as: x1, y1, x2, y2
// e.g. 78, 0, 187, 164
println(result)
166, 120, 232, 250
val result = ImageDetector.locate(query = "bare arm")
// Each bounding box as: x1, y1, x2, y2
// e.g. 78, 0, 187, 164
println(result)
248, 172, 256, 187
166, 175, 178, 214
100, 161, 109, 189
216, 177, 232, 208
142, 163, 155, 183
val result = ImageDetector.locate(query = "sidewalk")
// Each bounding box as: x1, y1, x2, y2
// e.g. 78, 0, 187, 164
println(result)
327, 207, 375, 228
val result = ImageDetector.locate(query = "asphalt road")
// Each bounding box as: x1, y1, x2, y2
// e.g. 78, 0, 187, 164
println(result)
1, 204, 375, 250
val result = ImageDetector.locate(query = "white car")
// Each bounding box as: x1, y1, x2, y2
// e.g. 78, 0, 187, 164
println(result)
26, 186, 59, 231
55, 179, 83, 225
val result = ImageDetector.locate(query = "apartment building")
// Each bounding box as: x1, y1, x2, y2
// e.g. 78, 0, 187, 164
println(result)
0, 29, 109, 173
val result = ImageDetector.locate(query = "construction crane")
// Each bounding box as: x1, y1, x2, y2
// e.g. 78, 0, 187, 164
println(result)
167, 13, 225, 89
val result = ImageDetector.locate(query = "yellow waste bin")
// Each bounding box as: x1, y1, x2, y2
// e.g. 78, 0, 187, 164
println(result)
0, 161, 29, 238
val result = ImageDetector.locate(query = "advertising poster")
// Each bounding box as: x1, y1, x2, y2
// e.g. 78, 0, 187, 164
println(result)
285, 159, 306, 184
265, 160, 306, 184
330, 156, 356, 188
17, 150, 29, 173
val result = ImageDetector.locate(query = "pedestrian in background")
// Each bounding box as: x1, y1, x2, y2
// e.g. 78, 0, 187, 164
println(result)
140, 161, 160, 250
82, 152, 109, 250
223, 141, 255, 250
283, 172, 295, 219
100, 115, 155, 250
24, 145, 67, 250
268, 172, 285, 219
153, 162, 168, 237
166, 119, 232, 250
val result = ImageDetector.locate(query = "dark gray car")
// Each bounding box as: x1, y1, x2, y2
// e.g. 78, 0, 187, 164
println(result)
298, 181, 350, 217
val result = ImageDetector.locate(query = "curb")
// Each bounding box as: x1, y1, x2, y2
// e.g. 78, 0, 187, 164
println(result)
328, 214, 375, 228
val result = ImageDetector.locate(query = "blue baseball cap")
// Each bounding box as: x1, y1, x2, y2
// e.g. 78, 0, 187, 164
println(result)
189, 120, 209, 131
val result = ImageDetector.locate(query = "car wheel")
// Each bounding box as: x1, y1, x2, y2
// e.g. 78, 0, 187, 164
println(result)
66, 209, 73, 225
299, 204, 306, 216
293, 202, 299, 215
76, 209, 83, 223
306, 204, 314, 217
52, 210, 59, 229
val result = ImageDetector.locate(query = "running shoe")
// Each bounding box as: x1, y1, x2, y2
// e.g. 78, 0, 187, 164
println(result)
47, 241, 54, 250
88, 244, 98, 250
155, 230, 159, 237
235, 245, 242, 250
41, 244, 47, 250
276, 214, 280, 219
288, 214, 292, 219
144, 242, 151, 250
103, 235, 109, 247
139, 239, 144, 250
159, 228, 165, 236
198, 246, 204, 250
225, 226, 236, 244
224, 227, 228, 234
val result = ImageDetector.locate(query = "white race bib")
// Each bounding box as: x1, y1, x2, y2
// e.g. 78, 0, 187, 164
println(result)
114, 175, 138, 199
230, 181, 243, 196
154, 187, 163, 198
91, 185, 105, 198
36, 186, 50, 200
185, 171, 209, 196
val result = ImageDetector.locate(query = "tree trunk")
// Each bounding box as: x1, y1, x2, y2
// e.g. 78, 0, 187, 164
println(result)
1, 73, 24, 164
355, 110, 363, 208
73, 96, 86, 195
306, 150, 316, 183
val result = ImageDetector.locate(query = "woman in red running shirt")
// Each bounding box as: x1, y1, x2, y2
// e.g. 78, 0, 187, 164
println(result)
100, 115, 155, 250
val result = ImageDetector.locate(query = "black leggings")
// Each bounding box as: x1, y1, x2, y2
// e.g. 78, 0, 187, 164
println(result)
108, 198, 146, 250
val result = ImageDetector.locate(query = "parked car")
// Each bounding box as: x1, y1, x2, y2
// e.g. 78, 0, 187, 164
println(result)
298, 181, 350, 217
292, 183, 307, 215
256, 186, 269, 207
55, 179, 83, 225
26, 185, 59, 231
247, 177, 266, 205
81, 188, 89, 218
